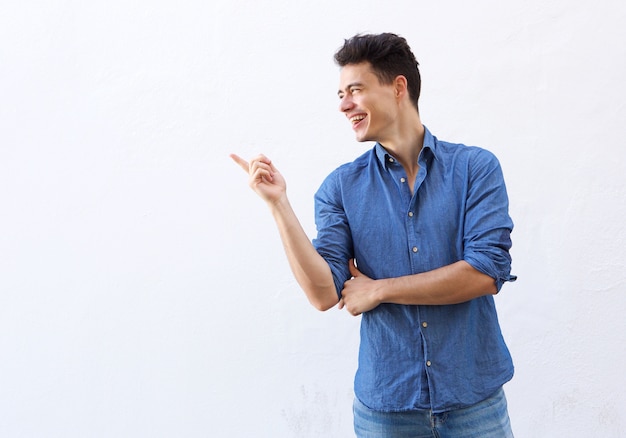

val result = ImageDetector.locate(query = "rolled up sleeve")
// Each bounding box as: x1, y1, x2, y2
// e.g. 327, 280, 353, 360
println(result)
312, 173, 353, 298
462, 150, 516, 291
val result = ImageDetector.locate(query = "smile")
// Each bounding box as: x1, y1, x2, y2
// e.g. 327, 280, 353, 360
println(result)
350, 114, 366, 125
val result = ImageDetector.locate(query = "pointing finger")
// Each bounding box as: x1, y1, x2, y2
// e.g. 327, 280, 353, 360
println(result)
229, 153, 250, 173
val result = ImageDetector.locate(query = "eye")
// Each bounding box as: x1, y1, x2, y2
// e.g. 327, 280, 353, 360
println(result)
350, 87, 361, 94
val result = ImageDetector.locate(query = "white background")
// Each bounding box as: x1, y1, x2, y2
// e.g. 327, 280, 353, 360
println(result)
1, 1, 625, 436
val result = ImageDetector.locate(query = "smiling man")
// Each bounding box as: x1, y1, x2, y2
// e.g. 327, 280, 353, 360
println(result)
231, 33, 516, 437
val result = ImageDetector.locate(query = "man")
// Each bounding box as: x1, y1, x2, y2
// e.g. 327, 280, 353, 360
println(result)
231, 33, 516, 437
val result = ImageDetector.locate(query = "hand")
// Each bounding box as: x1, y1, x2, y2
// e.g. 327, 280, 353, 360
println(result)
338, 259, 382, 316
230, 153, 287, 205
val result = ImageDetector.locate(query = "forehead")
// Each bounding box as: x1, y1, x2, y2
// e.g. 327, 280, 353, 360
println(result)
338, 62, 379, 88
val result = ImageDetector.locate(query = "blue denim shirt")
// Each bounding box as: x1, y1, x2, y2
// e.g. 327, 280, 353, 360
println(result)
312, 127, 515, 413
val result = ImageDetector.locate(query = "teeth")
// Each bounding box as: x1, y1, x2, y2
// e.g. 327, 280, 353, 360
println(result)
350, 115, 366, 123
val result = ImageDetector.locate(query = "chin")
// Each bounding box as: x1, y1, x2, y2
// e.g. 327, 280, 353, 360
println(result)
355, 134, 374, 143
354, 130, 372, 143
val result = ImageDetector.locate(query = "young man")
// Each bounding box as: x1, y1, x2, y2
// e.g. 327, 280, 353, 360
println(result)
231, 33, 516, 437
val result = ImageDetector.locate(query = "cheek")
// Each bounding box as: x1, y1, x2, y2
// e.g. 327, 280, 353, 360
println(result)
370, 102, 394, 124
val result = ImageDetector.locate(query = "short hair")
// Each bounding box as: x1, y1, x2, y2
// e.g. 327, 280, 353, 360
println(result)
334, 33, 421, 112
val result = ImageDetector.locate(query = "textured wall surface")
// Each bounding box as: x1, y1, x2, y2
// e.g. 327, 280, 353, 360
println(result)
1, 1, 625, 437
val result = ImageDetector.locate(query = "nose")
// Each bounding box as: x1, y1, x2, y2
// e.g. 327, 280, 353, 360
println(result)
339, 94, 354, 113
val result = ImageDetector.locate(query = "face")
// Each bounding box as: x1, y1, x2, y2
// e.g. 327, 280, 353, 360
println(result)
337, 62, 399, 143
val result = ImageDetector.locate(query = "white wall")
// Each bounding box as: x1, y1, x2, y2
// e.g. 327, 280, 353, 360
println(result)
1, 1, 625, 436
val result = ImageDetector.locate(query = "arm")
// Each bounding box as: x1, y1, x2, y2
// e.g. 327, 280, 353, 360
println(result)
340, 148, 514, 316
230, 154, 339, 311
339, 259, 497, 316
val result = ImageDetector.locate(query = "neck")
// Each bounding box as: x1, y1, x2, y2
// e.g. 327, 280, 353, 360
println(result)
379, 111, 424, 174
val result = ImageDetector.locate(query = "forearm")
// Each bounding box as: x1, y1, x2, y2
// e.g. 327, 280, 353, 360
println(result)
269, 196, 338, 311
379, 261, 497, 306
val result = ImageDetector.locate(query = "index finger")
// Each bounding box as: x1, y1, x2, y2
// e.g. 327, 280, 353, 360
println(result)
229, 153, 250, 173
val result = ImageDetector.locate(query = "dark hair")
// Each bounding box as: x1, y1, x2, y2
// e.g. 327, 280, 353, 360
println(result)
334, 33, 421, 112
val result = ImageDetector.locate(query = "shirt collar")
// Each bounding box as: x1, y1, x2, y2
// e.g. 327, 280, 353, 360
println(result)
374, 125, 438, 170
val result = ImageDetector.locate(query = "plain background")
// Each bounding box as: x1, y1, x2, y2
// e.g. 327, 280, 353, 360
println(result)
1, 1, 625, 436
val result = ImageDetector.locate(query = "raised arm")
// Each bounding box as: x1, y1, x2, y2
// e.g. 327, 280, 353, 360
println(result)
230, 154, 339, 311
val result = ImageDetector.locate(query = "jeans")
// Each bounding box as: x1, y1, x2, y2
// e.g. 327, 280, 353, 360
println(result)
353, 387, 514, 438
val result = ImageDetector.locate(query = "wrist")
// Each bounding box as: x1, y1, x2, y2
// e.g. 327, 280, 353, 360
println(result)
376, 277, 392, 304
268, 193, 290, 212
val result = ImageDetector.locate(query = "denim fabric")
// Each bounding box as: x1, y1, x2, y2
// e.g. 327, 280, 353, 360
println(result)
353, 387, 514, 438
313, 127, 516, 412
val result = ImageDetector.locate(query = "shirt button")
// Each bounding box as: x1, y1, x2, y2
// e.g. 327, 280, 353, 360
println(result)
422, 322, 428, 328
426, 360, 432, 367
412, 247, 418, 253
400, 177, 406, 183
388, 157, 395, 163
408, 212, 413, 217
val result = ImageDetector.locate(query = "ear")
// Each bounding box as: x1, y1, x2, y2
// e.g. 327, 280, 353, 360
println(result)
393, 75, 409, 100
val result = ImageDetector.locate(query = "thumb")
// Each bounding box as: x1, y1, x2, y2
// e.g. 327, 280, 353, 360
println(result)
348, 259, 361, 278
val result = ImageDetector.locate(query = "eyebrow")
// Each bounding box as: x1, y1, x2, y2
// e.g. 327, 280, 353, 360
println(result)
337, 82, 364, 96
